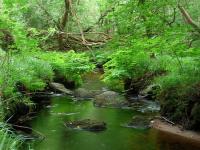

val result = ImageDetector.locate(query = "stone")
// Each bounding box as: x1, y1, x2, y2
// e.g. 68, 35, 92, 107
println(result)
94, 91, 126, 107
65, 119, 106, 132
139, 84, 160, 100
74, 88, 102, 99
49, 82, 73, 95
124, 115, 153, 129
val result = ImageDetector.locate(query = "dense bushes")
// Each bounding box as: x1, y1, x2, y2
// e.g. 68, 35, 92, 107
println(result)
103, 45, 200, 130
103, 37, 170, 92
155, 58, 200, 129
36, 51, 94, 87
0, 5, 95, 130
0, 51, 94, 96
0, 55, 54, 97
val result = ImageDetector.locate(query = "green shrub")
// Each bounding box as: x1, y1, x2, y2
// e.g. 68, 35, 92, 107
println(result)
0, 50, 94, 97
0, 50, 94, 120
102, 38, 172, 91
155, 57, 200, 129
0, 55, 54, 97
36, 50, 95, 87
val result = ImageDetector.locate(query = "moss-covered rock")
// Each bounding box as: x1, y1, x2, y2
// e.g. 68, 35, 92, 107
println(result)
94, 91, 127, 107
65, 119, 106, 132
74, 88, 102, 99
123, 115, 153, 129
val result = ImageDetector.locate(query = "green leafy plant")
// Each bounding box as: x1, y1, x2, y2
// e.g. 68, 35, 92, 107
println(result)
36, 50, 95, 87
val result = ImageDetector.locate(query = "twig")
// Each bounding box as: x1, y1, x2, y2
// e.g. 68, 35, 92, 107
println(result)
155, 116, 175, 125
5, 114, 14, 123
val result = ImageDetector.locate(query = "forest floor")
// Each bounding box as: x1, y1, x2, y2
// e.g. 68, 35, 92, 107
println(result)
151, 119, 200, 144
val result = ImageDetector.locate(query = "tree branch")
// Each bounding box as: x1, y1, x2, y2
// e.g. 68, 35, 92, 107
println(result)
178, 4, 200, 33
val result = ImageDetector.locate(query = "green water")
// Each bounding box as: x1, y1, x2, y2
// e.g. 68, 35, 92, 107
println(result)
31, 97, 200, 150
30, 72, 200, 150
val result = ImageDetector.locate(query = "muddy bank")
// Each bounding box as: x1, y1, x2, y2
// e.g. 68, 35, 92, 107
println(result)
151, 119, 200, 145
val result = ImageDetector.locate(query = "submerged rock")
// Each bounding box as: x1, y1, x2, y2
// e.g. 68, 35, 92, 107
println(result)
94, 91, 127, 107
65, 119, 106, 132
123, 115, 153, 129
49, 82, 73, 95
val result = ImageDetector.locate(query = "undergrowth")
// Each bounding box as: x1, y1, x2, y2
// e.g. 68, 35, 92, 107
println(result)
0, 123, 24, 150
102, 36, 200, 130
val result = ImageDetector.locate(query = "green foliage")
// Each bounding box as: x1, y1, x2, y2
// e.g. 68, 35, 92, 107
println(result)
103, 37, 176, 89
0, 55, 54, 97
0, 123, 24, 150
104, 51, 149, 82
0, 51, 94, 97
0, 11, 39, 52
155, 58, 200, 127
36, 50, 95, 86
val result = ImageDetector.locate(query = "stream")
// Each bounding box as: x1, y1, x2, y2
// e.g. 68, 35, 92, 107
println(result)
29, 71, 200, 150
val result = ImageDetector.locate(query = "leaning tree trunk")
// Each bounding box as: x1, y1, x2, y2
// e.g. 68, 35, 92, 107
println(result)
178, 4, 200, 33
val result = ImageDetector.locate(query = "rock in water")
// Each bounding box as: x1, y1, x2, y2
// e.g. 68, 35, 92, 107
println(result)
94, 91, 127, 107
74, 88, 102, 99
124, 115, 153, 129
65, 119, 106, 132
49, 82, 73, 95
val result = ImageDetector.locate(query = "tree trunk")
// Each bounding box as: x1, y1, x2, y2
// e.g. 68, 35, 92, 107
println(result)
58, 0, 70, 50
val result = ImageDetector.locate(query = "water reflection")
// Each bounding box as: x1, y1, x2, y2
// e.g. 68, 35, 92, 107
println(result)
155, 130, 200, 150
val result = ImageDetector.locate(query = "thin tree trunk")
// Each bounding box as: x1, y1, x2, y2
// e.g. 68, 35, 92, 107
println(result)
58, 0, 70, 50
